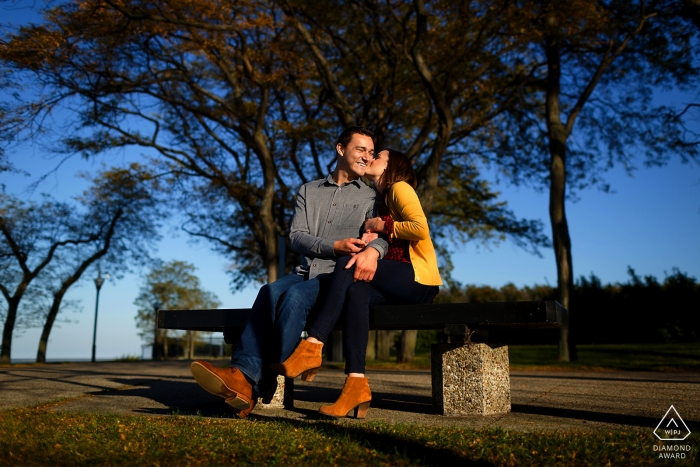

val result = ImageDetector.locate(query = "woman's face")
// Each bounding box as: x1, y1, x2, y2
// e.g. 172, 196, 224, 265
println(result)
365, 150, 389, 183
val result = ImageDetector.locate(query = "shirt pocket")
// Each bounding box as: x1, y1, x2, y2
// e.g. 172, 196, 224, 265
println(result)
339, 202, 367, 229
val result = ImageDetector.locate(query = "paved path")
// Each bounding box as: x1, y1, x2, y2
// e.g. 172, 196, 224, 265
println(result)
1, 361, 698, 433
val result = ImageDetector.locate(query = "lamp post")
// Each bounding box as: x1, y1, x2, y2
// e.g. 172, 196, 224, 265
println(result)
91, 269, 109, 362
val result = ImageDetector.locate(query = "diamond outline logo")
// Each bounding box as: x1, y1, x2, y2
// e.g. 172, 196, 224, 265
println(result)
654, 405, 691, 441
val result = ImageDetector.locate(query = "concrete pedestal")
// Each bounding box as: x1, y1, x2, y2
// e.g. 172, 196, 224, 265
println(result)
431, 342, 510, 415
257, 375, 293, 409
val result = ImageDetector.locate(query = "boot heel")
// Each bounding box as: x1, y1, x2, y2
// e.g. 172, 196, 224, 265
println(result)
301, 367, 319, 382
353, 402, 370, 419
225, 394, 251, 411
318, 376, 372, 419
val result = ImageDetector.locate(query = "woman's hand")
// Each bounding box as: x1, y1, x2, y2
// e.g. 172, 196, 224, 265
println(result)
363, 217, 386, 234
345, 247, 379, 282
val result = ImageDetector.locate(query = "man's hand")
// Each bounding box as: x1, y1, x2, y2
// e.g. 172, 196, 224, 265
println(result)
334, 238, 367, 256
360, 232, 379, 243
363, 217, 386, 234
345, 247, 379, 282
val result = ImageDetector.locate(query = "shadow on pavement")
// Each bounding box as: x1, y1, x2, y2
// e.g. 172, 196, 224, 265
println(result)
513, 372, 700, 385
95, 378, 240, 418
511, 404, 698, 427
97, 377, 435, 417
290, 384, 434, 414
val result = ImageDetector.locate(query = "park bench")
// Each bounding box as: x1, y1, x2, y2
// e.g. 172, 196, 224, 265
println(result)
158, 300, 568, 416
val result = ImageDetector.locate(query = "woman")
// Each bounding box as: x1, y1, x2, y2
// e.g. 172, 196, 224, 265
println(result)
270, 149, 442, 418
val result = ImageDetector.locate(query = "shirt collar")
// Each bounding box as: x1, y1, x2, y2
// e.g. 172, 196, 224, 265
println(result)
319, 173, 364, 189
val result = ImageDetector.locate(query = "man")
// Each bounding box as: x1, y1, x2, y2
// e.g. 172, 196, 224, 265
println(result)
190, 127, 387, 418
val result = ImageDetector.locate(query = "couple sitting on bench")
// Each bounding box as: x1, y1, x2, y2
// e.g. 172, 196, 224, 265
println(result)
190, 126, 443, 419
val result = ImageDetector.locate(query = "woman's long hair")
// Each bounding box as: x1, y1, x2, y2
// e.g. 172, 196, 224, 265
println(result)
377, 149, 417, 215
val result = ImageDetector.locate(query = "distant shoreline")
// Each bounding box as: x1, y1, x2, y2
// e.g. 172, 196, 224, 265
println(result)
9, 358, 135, 364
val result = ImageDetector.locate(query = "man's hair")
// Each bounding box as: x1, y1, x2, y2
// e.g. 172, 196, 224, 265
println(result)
336, 126, 375, 148
378, 149, 417, 214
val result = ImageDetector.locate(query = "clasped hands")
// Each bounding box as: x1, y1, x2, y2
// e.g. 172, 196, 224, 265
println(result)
332, 217, 386, 282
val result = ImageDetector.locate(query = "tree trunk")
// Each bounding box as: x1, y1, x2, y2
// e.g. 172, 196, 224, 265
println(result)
37, 285, 73, 363
36, 303, 59, 363
187, 330, 195, 359
375, 330, 392, 360
163, 330, 169, 360
545, 38, 576, 362
549, 142, 575, 361
365, 330, 376, 360
397, 330, 417, 363
251, 93, 279, 285
0, 299, 19, 364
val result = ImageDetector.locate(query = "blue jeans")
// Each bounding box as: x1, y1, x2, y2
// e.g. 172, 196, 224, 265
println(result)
307, 257, 438, 374
231, 273, 331, 394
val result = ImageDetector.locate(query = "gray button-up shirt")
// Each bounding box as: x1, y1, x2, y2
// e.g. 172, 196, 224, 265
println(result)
289, 174, 388, 279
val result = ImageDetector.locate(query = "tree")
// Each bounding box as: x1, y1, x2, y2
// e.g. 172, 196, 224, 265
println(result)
682, 0, 700, 31
0, 164, 161, 363
133, 260, 220, 360
0, 194, 83, 364
280, 0, 550, 361
0, 0, 305, 286
35, 165, 162, 362
488, 0, 699, 360
0, 0, 547, 296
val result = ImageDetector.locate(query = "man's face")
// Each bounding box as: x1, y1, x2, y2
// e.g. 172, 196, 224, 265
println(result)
336, 133, 374, 178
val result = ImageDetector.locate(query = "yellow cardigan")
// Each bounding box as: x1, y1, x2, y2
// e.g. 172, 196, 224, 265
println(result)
385, 181, 443, 286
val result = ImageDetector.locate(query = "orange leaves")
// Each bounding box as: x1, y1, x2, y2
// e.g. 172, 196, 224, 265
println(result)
2, 0, 301, 92
0, 26, 66, 69
511, 0, 613, 45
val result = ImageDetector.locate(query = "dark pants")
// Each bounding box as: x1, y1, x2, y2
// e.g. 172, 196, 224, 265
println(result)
307, 256, 438, 374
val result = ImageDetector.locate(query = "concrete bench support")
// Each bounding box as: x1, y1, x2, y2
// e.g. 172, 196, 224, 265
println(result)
256, 375, 292, 409
431, 341, 510, 415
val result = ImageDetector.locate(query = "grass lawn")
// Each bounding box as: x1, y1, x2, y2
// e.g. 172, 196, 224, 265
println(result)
1, 408, 693, 466
509, 342, 700, 371
357, 342, 700, 372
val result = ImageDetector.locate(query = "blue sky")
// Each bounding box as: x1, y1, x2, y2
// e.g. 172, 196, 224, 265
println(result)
2, 1, 699, 361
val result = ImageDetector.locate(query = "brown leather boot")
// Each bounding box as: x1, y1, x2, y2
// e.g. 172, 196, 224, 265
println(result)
269, 339, 323, 382
227, 397, 257, 419
319, 376, 371, 419
190, 361, 255, 413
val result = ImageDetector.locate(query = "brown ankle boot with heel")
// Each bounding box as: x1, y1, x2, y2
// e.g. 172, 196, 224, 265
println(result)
269, 339, 323, 381
190, 361, 256, 419
319, 376, 371, 419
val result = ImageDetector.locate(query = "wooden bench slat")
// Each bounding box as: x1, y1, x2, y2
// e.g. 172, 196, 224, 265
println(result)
157, 300, 568, 333
157, 308, 249, 332
369, 301, 566, 329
